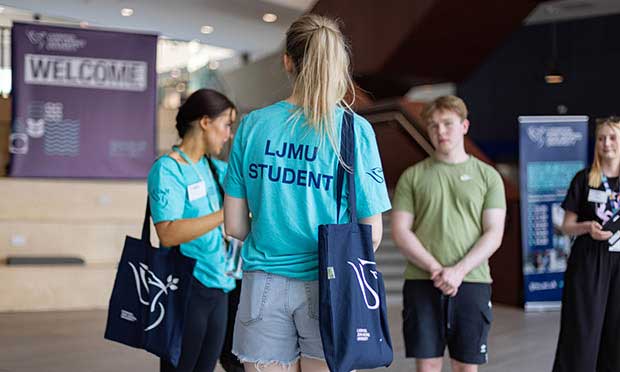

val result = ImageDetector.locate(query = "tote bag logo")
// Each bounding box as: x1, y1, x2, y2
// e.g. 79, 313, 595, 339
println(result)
347, 258, 380, 310
128, 262, 180, 331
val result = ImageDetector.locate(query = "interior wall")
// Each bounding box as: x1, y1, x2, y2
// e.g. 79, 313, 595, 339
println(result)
220, 53, 291, 113
458, 14, 620, 162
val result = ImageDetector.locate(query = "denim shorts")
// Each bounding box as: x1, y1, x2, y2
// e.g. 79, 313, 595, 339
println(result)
232, 271, 325, 366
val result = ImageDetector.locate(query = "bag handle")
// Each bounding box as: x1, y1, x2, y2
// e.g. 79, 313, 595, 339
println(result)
141, 198, 153, 243
335, 110, 357, 223
206, 157, 225, 199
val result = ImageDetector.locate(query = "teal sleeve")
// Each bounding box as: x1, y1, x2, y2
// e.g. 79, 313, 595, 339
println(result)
147, 158, 186, 224
224, 116, 247, 198
354, 115, 392, 218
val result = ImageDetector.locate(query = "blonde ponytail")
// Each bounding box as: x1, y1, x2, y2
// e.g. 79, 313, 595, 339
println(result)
285, 14, 355, 165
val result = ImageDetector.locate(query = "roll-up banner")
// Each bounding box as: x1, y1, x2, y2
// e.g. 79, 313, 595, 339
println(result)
9, 22, 157, 178
519, 116, 588, 311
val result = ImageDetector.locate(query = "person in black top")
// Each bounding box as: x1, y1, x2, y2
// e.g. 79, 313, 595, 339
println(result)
553, 116, 620, 372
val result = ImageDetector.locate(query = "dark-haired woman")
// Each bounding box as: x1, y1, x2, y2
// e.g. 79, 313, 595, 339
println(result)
147, 88, 237, 372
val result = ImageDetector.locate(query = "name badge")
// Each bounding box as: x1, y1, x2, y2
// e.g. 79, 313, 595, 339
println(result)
187, 181, 206, 201
588, 189, 608, 204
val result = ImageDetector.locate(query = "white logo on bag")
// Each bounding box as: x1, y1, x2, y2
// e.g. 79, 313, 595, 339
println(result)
120, 309, 137, 322
356, 328, 370, 341
128, 262, 180, 331
347, 258, 380, 310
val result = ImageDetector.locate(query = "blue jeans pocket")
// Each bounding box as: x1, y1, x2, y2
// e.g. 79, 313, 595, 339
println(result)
237, 271, 272, 326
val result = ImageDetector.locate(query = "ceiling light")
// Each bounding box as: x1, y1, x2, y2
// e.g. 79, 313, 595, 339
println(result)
201, 25, 214, 34
79, 21, 89, 28
121, 8, 134, 17
262, 13, 278, 23
545, 72, 564, 84
208, 60, 220, 70
544, 22, 563, 84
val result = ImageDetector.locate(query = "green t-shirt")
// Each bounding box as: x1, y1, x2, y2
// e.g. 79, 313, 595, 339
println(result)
392, 155, 506, 283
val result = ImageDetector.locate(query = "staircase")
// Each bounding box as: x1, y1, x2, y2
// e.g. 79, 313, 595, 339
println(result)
376, 212, 407, 305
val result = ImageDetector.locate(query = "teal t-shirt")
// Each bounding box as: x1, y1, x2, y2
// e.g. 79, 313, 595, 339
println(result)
224, 101, 392, 281
147, 154, 235, 292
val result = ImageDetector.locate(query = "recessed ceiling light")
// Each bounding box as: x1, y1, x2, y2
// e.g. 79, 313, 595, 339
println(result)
200, 25, 214, 34
262, 13, 278, 23
121, 8, 134, 17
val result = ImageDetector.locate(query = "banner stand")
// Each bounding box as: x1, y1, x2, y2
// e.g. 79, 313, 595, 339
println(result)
518, 116, 588, 312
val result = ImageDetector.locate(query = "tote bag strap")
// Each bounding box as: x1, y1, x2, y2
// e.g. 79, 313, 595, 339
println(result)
141, 198, 153, 243
335, 110, 357, 223
206, 157, 225, 199
143, 155, 184, 249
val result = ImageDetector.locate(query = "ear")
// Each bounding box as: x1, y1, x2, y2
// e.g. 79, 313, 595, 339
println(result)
283, 53, 294, 74
199, 116, 210, 131
462, 119, 470, 135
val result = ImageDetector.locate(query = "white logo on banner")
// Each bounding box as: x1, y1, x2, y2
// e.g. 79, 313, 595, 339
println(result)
26, 30, 86, 51
527, 126, 584, 148
26, 31, 47, 49
347, 258, 380, 310
128, 262, 180, 332
26, 118, 45, 138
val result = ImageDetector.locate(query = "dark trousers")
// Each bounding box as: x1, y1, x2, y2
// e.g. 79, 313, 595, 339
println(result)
219, 280, 243, 372
161, 278, 228, 372
552, 239, 620, 372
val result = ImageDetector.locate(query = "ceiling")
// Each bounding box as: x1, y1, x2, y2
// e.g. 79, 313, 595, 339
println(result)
526, 0, 620, 24
0, 0, 619, 60
0, 0, 315, 58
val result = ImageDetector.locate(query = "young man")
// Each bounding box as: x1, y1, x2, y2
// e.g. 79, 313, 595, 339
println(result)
392, 95, 506, 372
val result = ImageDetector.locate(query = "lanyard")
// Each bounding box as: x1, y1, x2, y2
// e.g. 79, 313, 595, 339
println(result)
172, 146, 221, 210
602, 175, 620, 214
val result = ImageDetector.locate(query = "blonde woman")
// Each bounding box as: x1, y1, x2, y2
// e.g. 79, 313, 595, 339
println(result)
553, 117, 620, 372
223, 14, 391, 372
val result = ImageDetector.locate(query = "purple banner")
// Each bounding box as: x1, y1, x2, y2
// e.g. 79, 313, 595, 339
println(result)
10, 22, 157, 178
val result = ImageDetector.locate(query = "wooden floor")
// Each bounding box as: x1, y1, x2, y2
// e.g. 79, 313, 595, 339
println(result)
0, 305, 560, 372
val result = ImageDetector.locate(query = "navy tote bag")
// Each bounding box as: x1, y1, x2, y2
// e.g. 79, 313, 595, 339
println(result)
105, 200, 196, 367
318, 111, 393, 372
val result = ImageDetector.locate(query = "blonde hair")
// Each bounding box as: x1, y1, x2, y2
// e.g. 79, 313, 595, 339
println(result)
421, 95, 468, 124
589, 116, 620, 187
285, 14, 355, 163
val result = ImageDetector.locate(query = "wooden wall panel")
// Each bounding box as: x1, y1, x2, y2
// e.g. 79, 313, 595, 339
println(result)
0, 265, 116, 312
0, 222, 161, 264
0, 179, 146, 221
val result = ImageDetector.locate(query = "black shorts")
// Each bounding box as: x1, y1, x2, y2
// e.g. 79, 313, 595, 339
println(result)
402, 280, 493, 365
